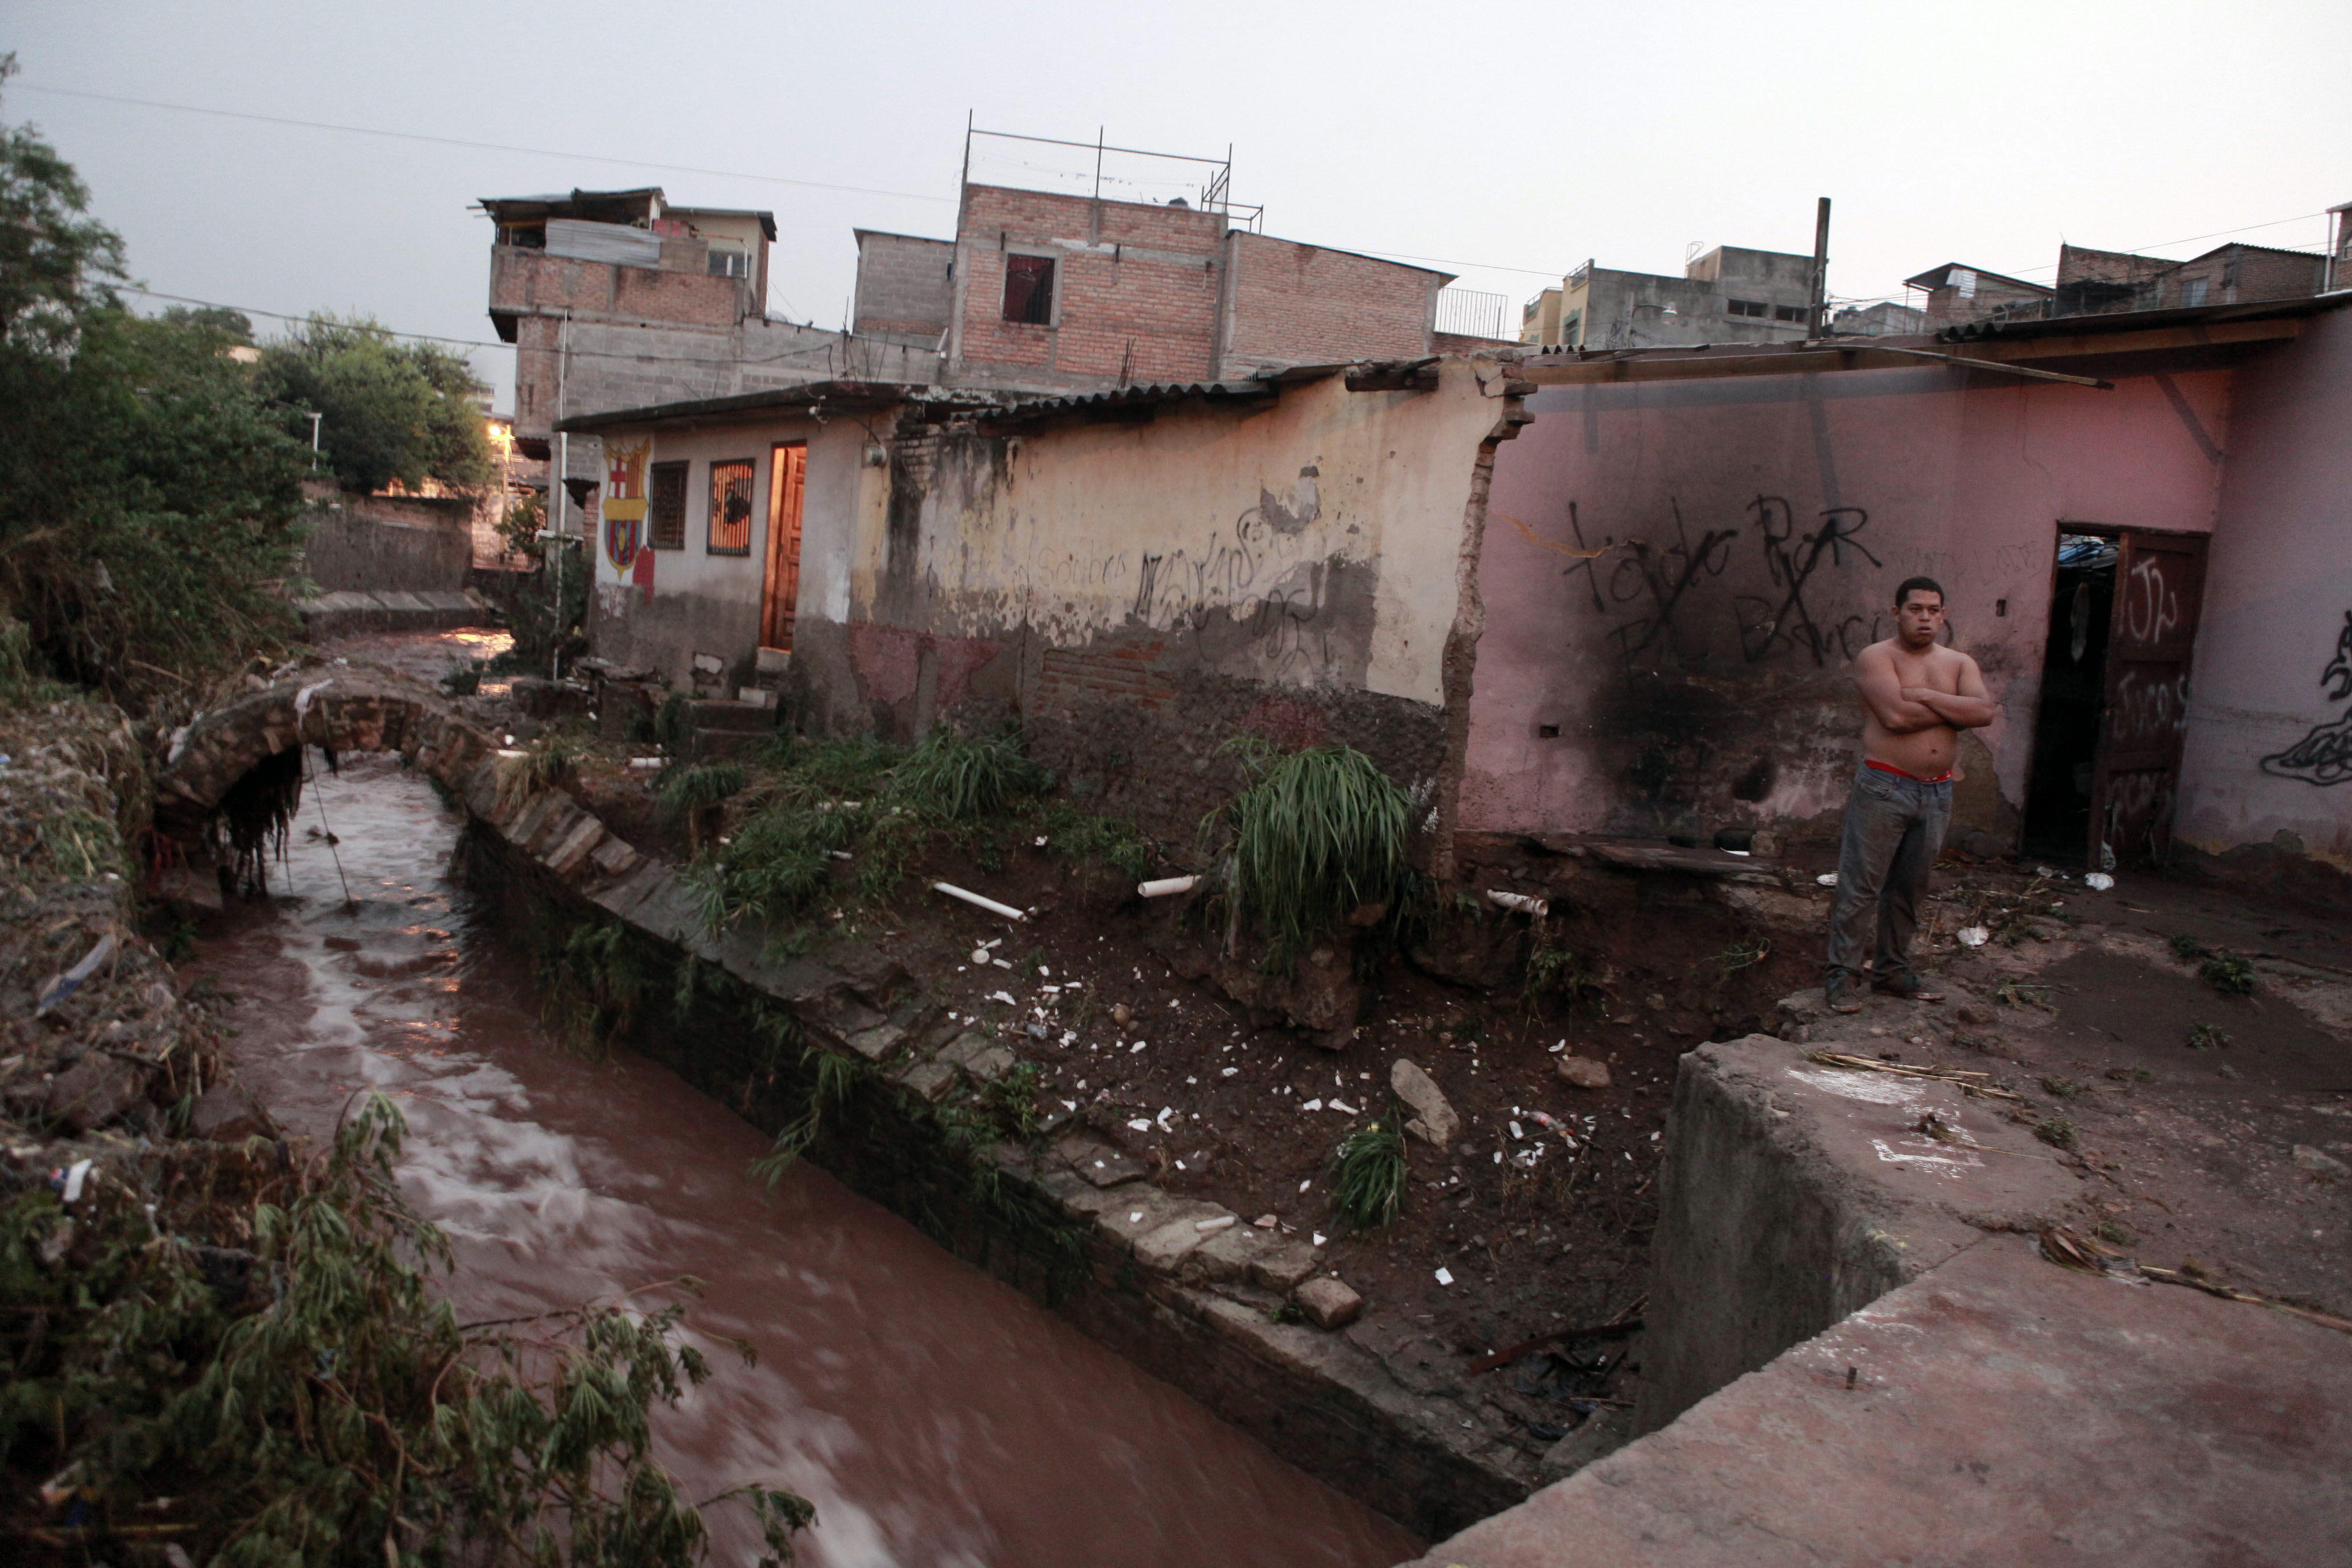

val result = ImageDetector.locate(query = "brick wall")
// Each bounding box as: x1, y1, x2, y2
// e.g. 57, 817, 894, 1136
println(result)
953, 185, 1227, 386
1223, 233, 1435, 370
491, 247, 745, 328
2217, 247, 2325, 304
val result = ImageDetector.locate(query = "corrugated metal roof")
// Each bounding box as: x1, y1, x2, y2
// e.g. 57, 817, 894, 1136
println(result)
977, 380, 1275, 423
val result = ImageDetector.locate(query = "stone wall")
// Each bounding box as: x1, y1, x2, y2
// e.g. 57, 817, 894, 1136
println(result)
299, 494, 475, 594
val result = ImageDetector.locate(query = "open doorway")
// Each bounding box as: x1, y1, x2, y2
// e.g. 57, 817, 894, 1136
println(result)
2022, 527, 2208, 869
762, 442, 806, 653
2022, 534, 2115, 861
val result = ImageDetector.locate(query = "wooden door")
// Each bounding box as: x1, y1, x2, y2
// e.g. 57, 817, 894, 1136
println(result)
762, 443, 806, 651
2087, 530, 2207, 868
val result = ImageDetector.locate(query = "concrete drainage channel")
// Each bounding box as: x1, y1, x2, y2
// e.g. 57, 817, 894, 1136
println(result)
459, 815, 1533, 1543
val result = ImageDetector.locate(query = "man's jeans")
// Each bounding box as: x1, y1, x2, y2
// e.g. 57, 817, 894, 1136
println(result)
1827, 763, 1951, 985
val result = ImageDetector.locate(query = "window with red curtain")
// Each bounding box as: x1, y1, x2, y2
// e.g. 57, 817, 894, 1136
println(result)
1002, 254, 1054, 324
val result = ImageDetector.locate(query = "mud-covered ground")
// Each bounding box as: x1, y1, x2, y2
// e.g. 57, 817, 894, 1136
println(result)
319, 630, 2352, 1461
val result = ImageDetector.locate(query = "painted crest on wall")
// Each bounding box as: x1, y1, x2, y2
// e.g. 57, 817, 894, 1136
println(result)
602, 440, 650, 570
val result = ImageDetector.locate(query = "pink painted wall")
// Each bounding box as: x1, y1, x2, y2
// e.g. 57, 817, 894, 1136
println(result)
2177, 307, 2352, 872
1461, 361, 2233, 842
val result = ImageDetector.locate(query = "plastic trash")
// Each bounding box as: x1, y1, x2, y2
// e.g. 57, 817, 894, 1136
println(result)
1816, 872, 1839, 887
58, 1159, 93, 1204
35, 934, 116, 1017
970, 947, 992, 964
1487, 889, 1550, 917
1196, 1215, 1237, 1234
1302, 1098, 1324, 1111
1508, 1120, 1525, 1140
2085, 872, 2115, 891
1958, 925, 1990, 947
1329, 1098, 1360, 1115
932, 881, 1026, 921
1434, 1267, 1455, 1286
1138, 875, 1200, 898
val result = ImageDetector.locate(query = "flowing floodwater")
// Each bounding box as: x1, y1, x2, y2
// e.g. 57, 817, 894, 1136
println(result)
188, 752, 1419, 1568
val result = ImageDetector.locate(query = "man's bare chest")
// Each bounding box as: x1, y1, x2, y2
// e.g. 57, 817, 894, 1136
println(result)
1887, 650, 1958, 692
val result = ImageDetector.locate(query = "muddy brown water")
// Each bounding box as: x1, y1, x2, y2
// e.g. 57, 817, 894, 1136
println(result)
187, 753, 1420, 1567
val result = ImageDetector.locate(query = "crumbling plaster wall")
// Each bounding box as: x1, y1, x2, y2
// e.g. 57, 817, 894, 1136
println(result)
809, 364, 1516, 834
2176, 307, 2352, 889
1460, 363, 2233, 847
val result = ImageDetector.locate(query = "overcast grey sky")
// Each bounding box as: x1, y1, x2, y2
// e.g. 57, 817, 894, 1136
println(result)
9, 0, 2347, 411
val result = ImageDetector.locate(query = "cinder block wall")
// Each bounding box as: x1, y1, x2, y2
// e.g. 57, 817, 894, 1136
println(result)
853, 233, 954, 342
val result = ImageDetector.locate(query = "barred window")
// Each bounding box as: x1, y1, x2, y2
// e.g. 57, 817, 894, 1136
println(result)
647, 461, 688, 549
707, 459, 755, 556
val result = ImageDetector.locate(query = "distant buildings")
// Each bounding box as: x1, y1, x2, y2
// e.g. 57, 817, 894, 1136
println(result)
1521, 245, 1820, 350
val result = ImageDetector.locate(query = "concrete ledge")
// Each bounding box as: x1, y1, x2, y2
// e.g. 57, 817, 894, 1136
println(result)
1636, 1034, 2090, 1434
294, 588, 492, 639
1402, 1232, 2352, 1567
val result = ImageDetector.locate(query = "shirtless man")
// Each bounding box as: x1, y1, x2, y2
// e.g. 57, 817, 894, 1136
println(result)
1825, 576, 2000, 1013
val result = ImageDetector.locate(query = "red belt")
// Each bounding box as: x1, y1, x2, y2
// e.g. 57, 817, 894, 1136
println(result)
1867, 759, 1954, 785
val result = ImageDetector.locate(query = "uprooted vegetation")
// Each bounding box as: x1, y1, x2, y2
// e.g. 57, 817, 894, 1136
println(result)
2, 1096, 812, 1563
1199, 739, 1418, 970
657, 725, 1149, 953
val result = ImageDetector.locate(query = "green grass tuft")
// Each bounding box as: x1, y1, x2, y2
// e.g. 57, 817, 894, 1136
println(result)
2199, 952, 2256, 995
1329, 1114, 1408, 1231
892, 725, 1051, 821
1209, 741, 1412, 967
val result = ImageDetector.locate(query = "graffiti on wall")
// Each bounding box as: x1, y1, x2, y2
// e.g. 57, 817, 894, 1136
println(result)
1543, 494, 1897, 672
1007, 469, 1354, 686
2259, 608, 2352, 786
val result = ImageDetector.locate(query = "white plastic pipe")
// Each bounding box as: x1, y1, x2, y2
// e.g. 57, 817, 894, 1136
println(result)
932, 881, 1027, 921
1487, 889, 1550, 917
1137, 875, 1200, 899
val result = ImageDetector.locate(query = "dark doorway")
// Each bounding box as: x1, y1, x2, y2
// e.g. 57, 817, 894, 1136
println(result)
2022, 528, 2210, 868
2022, 534, 2116, 861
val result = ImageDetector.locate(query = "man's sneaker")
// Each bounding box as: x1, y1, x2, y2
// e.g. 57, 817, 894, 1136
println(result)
1872, 969, 1947, 1002
1825, 973, 1865, 1013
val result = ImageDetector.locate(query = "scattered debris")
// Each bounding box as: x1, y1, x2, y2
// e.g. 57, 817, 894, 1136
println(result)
1957, 925, 1990, 948
1487, 889, 1550, 917
1294, 1276, 1363, 1329
2041, 1227, 2352, 1335
2083, 872, 2116, 891
1138, 875, 1199, 898
932, 881, 1027, 921
1805, 1051, 2026, 1102
1556, 1056, 1611, 1091
1390, 1058, 1460, 1148
34, 931, 117, 1016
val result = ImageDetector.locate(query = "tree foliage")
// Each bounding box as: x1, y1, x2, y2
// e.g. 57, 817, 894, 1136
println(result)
255, 314, 495, 495
0, 69, 312, 702
2, 1095, 812, 1563
0, 55, 124, 356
